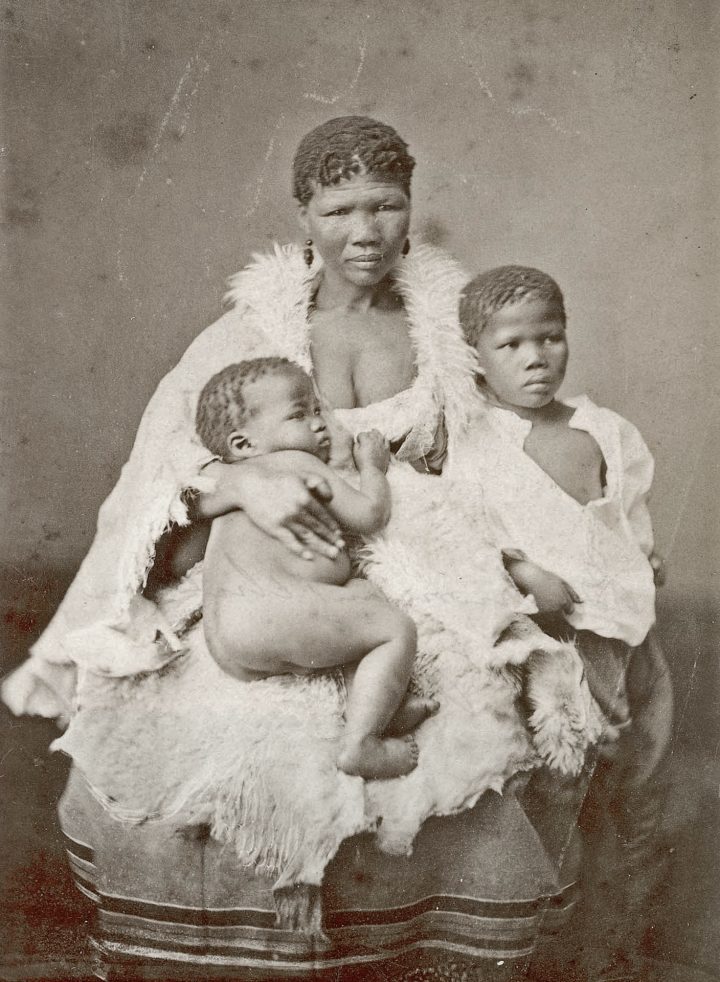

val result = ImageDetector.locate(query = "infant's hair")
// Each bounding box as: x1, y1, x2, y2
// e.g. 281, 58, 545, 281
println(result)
292, 116, 415, 205
195, 357, 310, 458
459, 265, 566, 347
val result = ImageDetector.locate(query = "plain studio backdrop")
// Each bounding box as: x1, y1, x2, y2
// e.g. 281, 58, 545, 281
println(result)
1, 0, 718, 977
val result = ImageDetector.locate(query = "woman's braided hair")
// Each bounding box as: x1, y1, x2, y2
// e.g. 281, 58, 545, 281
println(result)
292, 116, 415, 204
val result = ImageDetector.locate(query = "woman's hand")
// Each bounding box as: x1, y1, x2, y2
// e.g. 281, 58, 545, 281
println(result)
507, 558, 582, 615
195, 458, 344, 560
353, 430, 391, 473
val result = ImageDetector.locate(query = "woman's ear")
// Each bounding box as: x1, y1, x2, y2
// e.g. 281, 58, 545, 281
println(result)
226, 430, 256, 460
297, 204, 310, 235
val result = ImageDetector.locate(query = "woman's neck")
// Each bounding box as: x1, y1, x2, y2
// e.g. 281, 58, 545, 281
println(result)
313, 269, 398, 314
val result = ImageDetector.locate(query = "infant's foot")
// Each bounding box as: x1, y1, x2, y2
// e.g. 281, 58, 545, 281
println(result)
385, 695, 439, 736
338, 734, 418, 780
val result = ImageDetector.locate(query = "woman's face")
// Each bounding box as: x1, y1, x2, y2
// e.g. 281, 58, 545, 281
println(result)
299, 171, 411, 288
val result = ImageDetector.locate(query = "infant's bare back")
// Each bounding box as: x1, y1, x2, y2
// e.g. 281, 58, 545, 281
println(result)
202, 511, 353, 678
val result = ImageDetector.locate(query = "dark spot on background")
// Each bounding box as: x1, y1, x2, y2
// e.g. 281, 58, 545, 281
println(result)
230, 57, 239, 66
3, 186, 41, 227
668, 41, 681, 55
398, 46, 413, 58
4, 607, 37, 634
466, 138, 478, 152
4, 5, 14, 21
95, 111, 152, 167
417, 217, 449, 247
506, 59, 536, 101
143, 38, 158, 51
97, 272, 109, 282
248, 56, 265, 72
42, 524, 61, 542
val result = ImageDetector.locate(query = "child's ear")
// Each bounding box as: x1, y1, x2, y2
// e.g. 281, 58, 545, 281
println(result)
226, 430, 256, 460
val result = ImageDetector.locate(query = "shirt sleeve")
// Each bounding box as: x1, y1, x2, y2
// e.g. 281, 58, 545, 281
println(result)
616, 414, 655, 556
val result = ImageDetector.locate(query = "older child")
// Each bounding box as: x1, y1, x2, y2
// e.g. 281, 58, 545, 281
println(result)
453, 265, 668, 737
195, 356, 434, 780
452, 265, 673, 964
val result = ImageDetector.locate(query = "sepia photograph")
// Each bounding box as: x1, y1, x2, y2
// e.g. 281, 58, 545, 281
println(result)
1, 2, 717, 980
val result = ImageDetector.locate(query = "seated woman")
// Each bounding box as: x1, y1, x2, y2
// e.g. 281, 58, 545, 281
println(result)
3, 116, 598, 978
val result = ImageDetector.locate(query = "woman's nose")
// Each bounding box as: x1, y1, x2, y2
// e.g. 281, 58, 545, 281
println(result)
350, 212, 379, 244
312, 416, 326, 431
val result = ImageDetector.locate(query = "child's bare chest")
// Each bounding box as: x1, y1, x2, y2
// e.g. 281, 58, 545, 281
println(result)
523, 424, 606, 506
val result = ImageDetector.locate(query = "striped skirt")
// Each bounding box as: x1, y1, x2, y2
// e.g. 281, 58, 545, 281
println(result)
60, 767, 582, 980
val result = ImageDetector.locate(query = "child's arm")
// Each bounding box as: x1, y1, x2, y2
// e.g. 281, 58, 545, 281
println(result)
321, 430, 392, 534
504, 555, 582, 614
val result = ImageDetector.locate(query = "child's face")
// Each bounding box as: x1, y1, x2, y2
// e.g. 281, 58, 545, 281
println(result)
236, 372, 331, 462
473, 297, 568, 413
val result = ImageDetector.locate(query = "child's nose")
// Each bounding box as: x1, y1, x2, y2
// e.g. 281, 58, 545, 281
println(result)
526, 344, 548, 367
312, 416, 326, 431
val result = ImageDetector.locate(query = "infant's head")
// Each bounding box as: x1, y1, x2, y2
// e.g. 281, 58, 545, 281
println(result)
459, 265, 568, 413
196, 357, 330, 462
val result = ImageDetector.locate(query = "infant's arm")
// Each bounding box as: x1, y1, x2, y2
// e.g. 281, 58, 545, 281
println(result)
281, 432, 391, 535
324, 431, 391, 534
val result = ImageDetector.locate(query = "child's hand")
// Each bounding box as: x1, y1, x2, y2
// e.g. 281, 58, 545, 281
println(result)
649, 551, 666, 587
353, 430, 391, 473
508, 559, 582, 615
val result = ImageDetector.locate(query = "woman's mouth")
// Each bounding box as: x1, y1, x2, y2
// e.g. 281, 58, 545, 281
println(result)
348, 253, 383, 267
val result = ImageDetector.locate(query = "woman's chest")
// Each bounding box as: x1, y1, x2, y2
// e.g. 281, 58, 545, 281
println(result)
309, 309, 416, 408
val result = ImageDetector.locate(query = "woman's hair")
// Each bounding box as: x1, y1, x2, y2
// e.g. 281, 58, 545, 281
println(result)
459, 266, 566, 347
292, 116, 415, 204
195, 357, 308, 457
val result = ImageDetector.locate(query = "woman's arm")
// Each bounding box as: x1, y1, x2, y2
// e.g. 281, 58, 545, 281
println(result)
193, 457, 344, 559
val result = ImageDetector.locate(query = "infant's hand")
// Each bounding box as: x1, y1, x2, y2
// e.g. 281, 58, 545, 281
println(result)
509, 560, 582, 615
353, 430, 391, 473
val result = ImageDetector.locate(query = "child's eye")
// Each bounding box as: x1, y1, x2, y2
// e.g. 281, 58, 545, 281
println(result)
377, 203, 398, 211
288, 411, 305, 420
325, 208, 349, 217
499, 341, 519, 350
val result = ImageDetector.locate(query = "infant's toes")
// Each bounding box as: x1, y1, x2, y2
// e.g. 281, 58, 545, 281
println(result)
425, 698, 440, 716
406, 735, 420, 762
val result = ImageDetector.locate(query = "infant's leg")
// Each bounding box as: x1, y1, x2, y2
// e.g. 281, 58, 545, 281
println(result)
210, 577, 419, 778
384, 693, 440, 736
337, 599, 419, 780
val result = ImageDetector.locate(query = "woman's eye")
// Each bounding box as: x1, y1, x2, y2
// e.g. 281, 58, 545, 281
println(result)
289, 412, 304, 420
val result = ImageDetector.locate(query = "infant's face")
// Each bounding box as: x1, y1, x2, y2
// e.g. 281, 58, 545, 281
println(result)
240, 372, 331, 462
474, 298, 568, 413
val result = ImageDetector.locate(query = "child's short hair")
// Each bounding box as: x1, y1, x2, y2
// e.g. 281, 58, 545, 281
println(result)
292, 116, 415, 205
459, 265, 565, 347
195, 357, 308, 458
